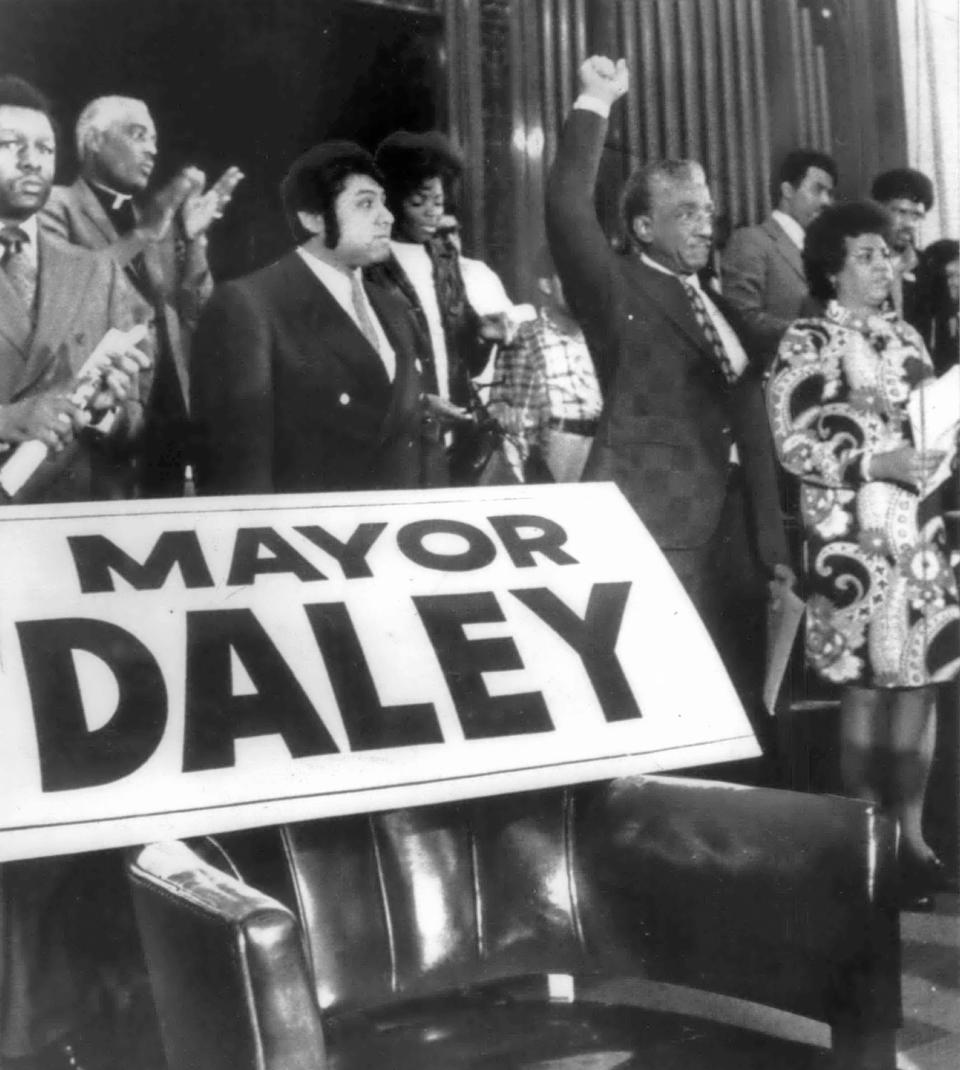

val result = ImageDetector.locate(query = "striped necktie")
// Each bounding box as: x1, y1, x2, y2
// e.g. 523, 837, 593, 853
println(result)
0, 225, 37, 319
681, 279, 738, 383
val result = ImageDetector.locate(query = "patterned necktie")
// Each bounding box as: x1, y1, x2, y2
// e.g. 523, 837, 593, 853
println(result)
681, 279, 738, 383
0, 225, 37, 318
350, 271, 380, 354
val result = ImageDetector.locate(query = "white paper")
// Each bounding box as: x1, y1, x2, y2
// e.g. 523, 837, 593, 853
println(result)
764, 587, 806, 716
908, 365, 960, 493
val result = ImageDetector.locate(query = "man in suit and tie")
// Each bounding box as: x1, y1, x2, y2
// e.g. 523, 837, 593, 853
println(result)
41, 95, 242, 497
546, 56, 793, 744
192, 141, 453, 496
721, 148, 836, 365
0, 78, 150, 503
0, 75, 151, 1070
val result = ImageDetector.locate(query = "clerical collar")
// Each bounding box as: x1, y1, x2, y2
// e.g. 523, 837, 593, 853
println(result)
90, 182, 133, 212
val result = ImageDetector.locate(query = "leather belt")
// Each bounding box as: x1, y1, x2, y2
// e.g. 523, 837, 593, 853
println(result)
548, 416, 598, 437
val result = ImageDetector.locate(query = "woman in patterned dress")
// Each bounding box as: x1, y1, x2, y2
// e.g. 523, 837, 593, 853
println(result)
767, 201, 960, 903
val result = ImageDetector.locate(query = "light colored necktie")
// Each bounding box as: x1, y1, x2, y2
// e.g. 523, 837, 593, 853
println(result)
350, 272, 380, 353
0, 225, 37, 318
681, 279, 738, 383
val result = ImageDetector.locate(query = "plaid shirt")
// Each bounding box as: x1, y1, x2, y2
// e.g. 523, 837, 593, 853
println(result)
488, 309, 602, 464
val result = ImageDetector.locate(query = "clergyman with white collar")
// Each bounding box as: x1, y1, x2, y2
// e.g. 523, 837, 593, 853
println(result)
41, 94, 243, 496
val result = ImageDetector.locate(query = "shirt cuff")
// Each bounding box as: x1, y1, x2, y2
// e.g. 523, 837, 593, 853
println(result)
573, 95, 611, 119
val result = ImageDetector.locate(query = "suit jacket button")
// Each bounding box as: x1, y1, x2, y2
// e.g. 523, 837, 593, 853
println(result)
339, 393, 351, 405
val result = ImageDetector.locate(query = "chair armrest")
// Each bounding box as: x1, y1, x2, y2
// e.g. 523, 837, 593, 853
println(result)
573, 775, 901, 1032
128, 841, 326, 1070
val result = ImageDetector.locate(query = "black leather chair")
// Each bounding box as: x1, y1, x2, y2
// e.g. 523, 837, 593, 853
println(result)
127, 775, 901, 1069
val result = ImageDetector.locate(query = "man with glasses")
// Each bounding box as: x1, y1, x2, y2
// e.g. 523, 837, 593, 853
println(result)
41, 95, 242, 497
546, 56, 793, 762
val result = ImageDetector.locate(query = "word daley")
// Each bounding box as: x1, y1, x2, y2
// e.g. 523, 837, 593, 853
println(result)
0, 486, 755, 861
15, 514, 640, 793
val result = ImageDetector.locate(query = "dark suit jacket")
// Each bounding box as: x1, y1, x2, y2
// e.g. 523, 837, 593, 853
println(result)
0, 232, 150, 503
545, 108, 788, 575
721, 216, 808, 363
191, 251, 445, 495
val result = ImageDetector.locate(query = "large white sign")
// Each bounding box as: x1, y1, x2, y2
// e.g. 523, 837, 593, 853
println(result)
0, 483, 757, 861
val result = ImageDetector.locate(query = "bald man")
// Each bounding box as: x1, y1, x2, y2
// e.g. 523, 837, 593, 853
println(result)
41, 95, 242, 496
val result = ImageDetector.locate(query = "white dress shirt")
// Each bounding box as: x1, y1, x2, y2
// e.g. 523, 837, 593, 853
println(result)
390, 240, 449, 399
771, 209, 805, 251
297, 246, 396, 381
640, 254, 748, 377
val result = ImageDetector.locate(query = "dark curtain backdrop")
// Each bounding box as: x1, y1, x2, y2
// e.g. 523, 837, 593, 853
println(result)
0, 0, 444, 277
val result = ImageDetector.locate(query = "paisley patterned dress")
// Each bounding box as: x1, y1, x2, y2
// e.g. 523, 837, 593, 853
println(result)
767, 301, 960, 688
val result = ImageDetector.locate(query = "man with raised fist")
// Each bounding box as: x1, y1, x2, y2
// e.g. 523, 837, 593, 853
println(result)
546, 55, 792, 747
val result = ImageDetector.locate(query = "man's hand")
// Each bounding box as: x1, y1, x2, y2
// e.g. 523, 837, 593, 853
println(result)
181, 166, 245, 241
478, 313, 509, 342
0, 393, 85, 452
578, 55, 629, 106
86, 337, 153, 414
136, 167, 205, 244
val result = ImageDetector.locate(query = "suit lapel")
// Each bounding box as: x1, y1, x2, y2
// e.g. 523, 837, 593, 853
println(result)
73, 177, 121, 246
76, 178, 157, 298
0, 267, 33, 361
630, 258, 716, 360
764, 217, 804, 282
282, 254, 391, 394
368, 280, 420, 440
14, 235, 87, 398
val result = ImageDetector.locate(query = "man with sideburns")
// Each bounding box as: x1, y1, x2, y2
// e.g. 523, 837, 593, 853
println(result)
192, 140, 455, 495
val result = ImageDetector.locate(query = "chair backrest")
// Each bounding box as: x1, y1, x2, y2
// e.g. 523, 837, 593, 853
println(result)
212, 786, 600, 1015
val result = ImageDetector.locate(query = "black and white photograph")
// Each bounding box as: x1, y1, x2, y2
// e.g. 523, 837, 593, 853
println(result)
0, 1, 957, 1067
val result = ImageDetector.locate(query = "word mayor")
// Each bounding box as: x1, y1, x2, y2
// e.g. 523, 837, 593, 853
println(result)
16, 515, 640, 791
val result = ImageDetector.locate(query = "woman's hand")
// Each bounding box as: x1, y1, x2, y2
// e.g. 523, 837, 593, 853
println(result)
869, 445, 946, 489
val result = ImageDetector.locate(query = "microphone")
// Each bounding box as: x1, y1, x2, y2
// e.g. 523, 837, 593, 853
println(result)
0, 323, 149, 499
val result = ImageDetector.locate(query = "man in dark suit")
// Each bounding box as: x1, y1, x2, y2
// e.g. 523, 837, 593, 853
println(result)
722, 149, 837, 364
192, 141, 451, 495
41, 95, 242, 496
871, 167, 934, 327
0, 76, 151, 1070
546, 56, 793, 725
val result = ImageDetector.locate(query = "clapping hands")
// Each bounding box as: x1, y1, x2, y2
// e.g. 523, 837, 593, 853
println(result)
136, 164, 244, 244
180, 166, 245, 241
